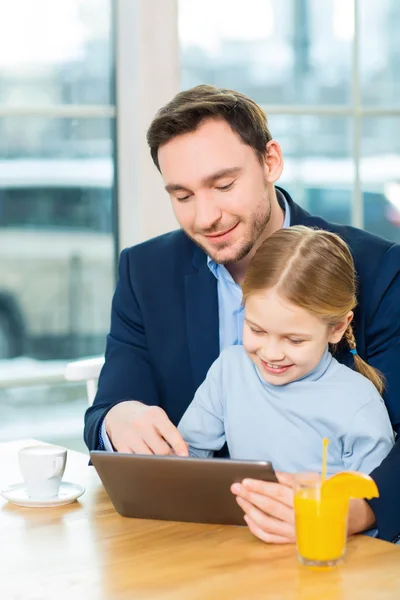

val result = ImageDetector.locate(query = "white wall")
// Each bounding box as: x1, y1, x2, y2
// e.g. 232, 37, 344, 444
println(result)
116, 0, 180, 250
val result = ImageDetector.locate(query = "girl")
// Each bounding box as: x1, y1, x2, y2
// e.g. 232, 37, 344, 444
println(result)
178, 226, 394, 474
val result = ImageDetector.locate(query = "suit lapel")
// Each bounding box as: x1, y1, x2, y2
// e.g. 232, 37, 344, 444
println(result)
276, 186, 366, 360
276, 185, 313, 226
185, 248, 219, 391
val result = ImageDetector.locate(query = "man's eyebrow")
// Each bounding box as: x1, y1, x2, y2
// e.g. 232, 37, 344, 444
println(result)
201, 167, 242, 186
164, 182, 191, 193
164, 167, 241, 194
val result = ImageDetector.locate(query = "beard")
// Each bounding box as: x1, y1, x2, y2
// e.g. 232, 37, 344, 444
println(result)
185, 190, 272, 265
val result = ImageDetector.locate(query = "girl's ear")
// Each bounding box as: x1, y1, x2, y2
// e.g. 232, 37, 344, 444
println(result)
328, 311, 354, 344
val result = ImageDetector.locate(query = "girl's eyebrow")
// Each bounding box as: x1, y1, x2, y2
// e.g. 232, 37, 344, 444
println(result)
245, 318, 265, 330
245, 318, 312, 339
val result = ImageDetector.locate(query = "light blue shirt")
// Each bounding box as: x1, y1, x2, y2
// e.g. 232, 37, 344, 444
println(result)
101, 192, 290, 451
178, 345, 395, 474
207, 192, 291, 351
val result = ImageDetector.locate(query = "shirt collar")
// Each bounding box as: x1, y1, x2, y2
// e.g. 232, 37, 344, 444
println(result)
207, 190, 291, 278
280, 190, 291, 229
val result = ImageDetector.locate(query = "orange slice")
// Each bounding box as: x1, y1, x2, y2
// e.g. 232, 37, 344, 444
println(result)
322, 471, 379, 500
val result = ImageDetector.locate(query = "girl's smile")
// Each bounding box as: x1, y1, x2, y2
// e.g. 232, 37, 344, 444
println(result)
259, 360, 294, 376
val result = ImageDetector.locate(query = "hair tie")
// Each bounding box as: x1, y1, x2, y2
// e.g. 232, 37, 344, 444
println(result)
350, 348, 358, 356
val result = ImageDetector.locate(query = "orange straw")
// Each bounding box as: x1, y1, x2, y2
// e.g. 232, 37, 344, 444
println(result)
321, 437, 329, 483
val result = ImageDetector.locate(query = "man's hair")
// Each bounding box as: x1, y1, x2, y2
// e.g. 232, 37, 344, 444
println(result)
147, 84, 273, 171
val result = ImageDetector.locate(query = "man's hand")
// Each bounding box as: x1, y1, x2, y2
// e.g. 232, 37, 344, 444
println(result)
231, 473, 376, 544
105, 401, 188, 456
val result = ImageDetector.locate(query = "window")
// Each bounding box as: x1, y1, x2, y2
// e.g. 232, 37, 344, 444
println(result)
0, 0, 115, 451
179, 0, 400, 243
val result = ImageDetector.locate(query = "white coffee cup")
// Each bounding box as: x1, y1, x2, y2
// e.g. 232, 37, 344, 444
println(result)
18, 445, 67, 499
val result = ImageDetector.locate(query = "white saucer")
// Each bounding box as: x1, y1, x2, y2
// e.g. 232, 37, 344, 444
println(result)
0, 481, 85, 507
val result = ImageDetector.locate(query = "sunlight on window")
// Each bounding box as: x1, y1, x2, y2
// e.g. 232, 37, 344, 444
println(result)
179, 0, 275, 54
332, 0, 355, 41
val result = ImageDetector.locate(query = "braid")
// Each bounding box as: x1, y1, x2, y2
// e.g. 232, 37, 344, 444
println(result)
344, 324, 385, 394
344, 324, 357, 351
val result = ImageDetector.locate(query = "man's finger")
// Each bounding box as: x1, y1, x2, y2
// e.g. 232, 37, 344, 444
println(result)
155, 416, 189, 456
116, 444, 134, 454
143, 428, 174, 455
129, 437, 154, 455
244, 515, 294, 545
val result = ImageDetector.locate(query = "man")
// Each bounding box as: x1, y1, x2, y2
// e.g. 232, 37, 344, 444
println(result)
84, 85, 400, 544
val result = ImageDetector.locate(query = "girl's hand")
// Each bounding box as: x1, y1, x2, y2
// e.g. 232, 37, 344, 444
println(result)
231, 472, 376, 544
231, 472, 296, 544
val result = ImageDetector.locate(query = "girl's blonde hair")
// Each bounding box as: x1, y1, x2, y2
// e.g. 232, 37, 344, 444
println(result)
242, 226, 384, 394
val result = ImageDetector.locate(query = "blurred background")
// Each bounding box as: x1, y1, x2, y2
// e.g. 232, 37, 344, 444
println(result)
1, 0, 399, 451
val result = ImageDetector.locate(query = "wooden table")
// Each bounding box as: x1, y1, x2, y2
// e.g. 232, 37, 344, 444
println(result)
0, 440, 399, 600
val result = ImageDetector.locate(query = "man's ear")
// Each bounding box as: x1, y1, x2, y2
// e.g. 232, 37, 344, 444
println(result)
328, 311, 354, 344
263, 140, 284, 184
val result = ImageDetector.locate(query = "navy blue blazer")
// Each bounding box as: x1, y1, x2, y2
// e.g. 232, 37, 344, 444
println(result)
84, 188, 400, 542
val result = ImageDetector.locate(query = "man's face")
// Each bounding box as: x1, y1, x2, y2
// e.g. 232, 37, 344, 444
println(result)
158, 119, 276, 264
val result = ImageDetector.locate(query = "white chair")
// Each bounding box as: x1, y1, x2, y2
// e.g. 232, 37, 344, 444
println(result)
64, 356, 104, 405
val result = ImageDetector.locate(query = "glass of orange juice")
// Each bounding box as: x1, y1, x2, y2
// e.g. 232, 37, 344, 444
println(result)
294, 472, 349, 567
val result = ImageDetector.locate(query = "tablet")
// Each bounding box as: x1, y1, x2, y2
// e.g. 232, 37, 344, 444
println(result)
90, 451, 277, 526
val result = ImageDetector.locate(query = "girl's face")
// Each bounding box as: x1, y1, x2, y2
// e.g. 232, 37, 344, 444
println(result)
243, 288, 351, 386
